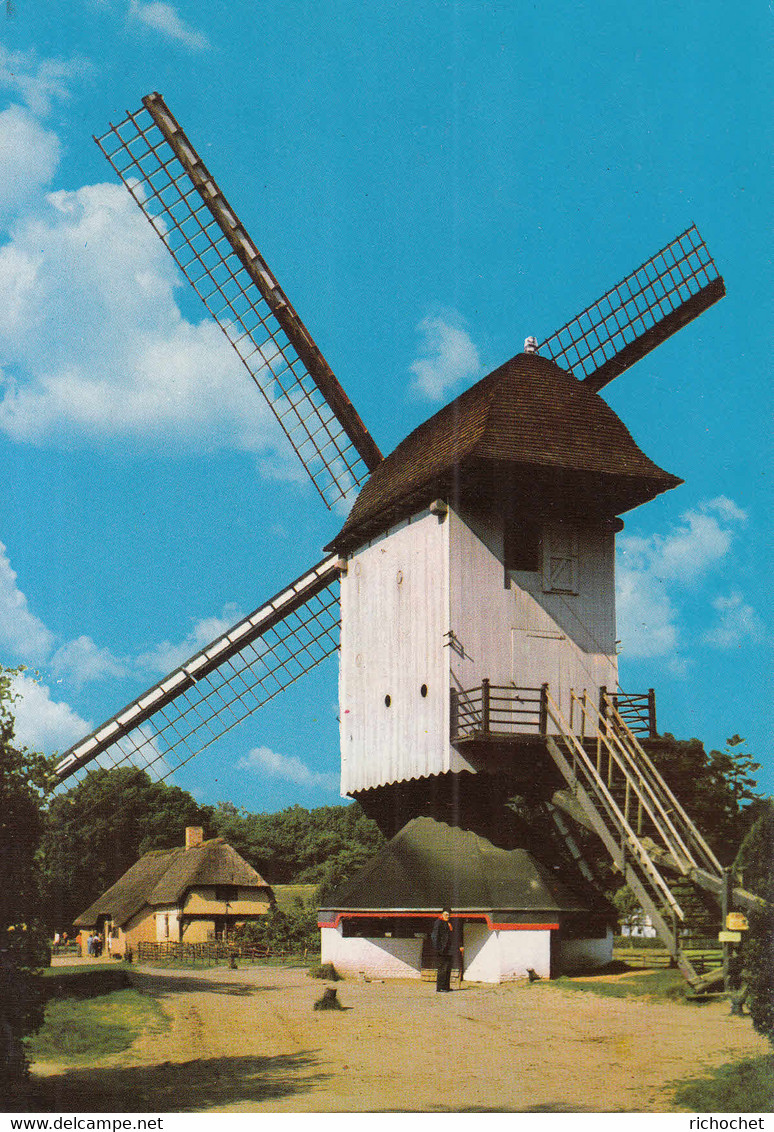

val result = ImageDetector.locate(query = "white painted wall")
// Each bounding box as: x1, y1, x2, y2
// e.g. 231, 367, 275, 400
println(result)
556, 929, 614, 972
448, 505, 618, 732
461, 923, 553, 982
461, 921, 499, 982
339, 509, 457, 794
321, 927, 423, 978
339, 500, 619, 794
498, 929, 552, 981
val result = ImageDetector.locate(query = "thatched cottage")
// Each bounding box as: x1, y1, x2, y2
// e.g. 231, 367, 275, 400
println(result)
74, 827, 272, 955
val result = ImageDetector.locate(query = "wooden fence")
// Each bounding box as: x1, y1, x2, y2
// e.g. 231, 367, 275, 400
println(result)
136, 941, 306, 965
612, 944, 722, 973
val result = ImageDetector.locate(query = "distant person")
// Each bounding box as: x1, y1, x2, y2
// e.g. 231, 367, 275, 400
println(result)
431, 907, 462, 992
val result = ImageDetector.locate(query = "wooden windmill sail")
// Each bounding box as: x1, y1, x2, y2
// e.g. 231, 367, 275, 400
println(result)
54, 92, 742, 984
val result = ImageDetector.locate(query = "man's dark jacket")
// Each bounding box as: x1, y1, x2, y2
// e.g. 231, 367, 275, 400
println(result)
431, 917, 459, 957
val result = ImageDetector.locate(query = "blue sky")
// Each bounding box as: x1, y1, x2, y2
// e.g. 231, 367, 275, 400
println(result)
1, 0, 771, 811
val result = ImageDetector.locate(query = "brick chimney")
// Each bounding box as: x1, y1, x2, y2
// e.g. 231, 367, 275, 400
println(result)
185, 826, 204, 850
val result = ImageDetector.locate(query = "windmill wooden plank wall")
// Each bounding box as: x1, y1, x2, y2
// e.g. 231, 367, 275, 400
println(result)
339, 500, 620, 794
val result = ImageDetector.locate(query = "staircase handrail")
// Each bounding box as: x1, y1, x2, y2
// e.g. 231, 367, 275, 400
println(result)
543, 689, 684, 919
572, 692, 702, 876
602, 695, 723, 878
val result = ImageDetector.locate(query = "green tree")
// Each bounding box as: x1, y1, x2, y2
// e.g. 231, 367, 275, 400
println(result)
648, 734, 762, 864
210, 799, 384, 886
734, 803, 774, 1043
0, 668, 53, 1100
42, 766, 214, 931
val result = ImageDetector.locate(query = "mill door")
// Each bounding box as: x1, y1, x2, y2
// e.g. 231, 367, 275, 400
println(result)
511, 592, 568, 725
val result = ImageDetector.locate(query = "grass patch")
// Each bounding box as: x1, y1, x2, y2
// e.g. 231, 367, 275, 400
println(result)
309, 962, 340, 981
141, 954, 312, 970
41, 966, 132, 1000
672, 1055, 774, 1112
547, 969, 689, 1002
272, 884, 318, 913
26, 974, 168, 1065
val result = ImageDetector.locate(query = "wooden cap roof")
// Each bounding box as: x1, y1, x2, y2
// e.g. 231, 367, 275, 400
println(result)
328, 352, 681, 551
74, 838, 270, 929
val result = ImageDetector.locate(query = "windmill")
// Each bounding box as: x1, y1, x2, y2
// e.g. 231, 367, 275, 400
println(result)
54, 92, 751, 985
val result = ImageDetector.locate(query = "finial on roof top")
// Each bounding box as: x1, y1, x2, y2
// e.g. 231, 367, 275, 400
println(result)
524, 336, 539, 353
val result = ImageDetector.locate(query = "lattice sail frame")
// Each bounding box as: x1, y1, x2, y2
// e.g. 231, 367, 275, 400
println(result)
95, 93, 381, 509
540, 224, 725, 392
54, 557, 341, 786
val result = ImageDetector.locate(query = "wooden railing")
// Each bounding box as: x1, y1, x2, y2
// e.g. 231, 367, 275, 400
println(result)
601, 687, 657, 740
451, 682, 657, 742
451, 681, 545, 740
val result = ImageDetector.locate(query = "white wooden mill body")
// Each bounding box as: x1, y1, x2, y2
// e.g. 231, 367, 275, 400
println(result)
339, 502, 618, 795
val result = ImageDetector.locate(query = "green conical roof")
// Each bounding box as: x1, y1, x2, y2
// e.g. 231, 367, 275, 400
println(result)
320, 816, 600, 915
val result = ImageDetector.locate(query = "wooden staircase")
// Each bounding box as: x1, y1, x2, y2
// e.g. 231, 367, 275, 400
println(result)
542, 688, 726, 987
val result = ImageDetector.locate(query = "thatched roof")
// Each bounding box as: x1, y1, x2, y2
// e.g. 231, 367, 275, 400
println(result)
328, 352, 681, 551
319, 816, 608, 919
74, 838, 270, 928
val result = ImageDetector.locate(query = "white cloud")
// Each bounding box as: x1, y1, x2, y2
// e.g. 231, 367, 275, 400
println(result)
50, 636, 129, 689
0, 181, 283, 455
9, 671, 91, 754
0, 105, 60, 220
138, 605, 243, 674
620, 498, 747, 586
0, 540, 55, 663
410, 312, 482, 400
129, 1, 211, 50
0, 44, 87, 117
616, 497, 751, 661
0, 538, 129, 690
238, 745, 338, 791
615, 566, 678, 659
703, 592, 765, 650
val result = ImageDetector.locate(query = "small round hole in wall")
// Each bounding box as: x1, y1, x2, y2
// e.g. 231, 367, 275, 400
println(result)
420, 684, 428, 698
384, 694, 391, 707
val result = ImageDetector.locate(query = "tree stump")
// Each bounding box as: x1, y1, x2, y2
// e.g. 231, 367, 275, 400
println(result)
314, 987, 343, 1011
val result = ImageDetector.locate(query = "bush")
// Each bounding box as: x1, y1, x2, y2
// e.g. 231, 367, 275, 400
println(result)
233, 903, 318, 954
735, 804, 774, 1043
309, 962, 340, 981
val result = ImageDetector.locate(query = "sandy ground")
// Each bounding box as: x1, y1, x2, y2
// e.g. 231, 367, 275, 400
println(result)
29, 961, 770, 1113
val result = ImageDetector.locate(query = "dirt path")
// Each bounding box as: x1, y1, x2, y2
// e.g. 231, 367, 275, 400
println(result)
30, 964, 770, 1113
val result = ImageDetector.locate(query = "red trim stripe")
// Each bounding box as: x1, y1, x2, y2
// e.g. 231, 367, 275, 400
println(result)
317, 911, 559, 931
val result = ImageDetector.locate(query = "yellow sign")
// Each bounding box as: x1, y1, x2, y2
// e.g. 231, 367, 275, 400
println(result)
726, 913, 749, 931
719, 930, 742, 943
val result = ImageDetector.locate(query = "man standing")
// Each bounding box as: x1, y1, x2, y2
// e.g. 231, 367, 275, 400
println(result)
431, 907, 461, 992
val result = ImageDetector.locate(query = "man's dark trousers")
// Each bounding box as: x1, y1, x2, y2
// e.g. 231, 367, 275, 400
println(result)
436, 956, 453, 992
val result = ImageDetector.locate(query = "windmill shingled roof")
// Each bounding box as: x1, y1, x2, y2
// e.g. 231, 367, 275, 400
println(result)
74, 838, 270, 928
319, 816, 603, 915
329, 352, 681, 551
